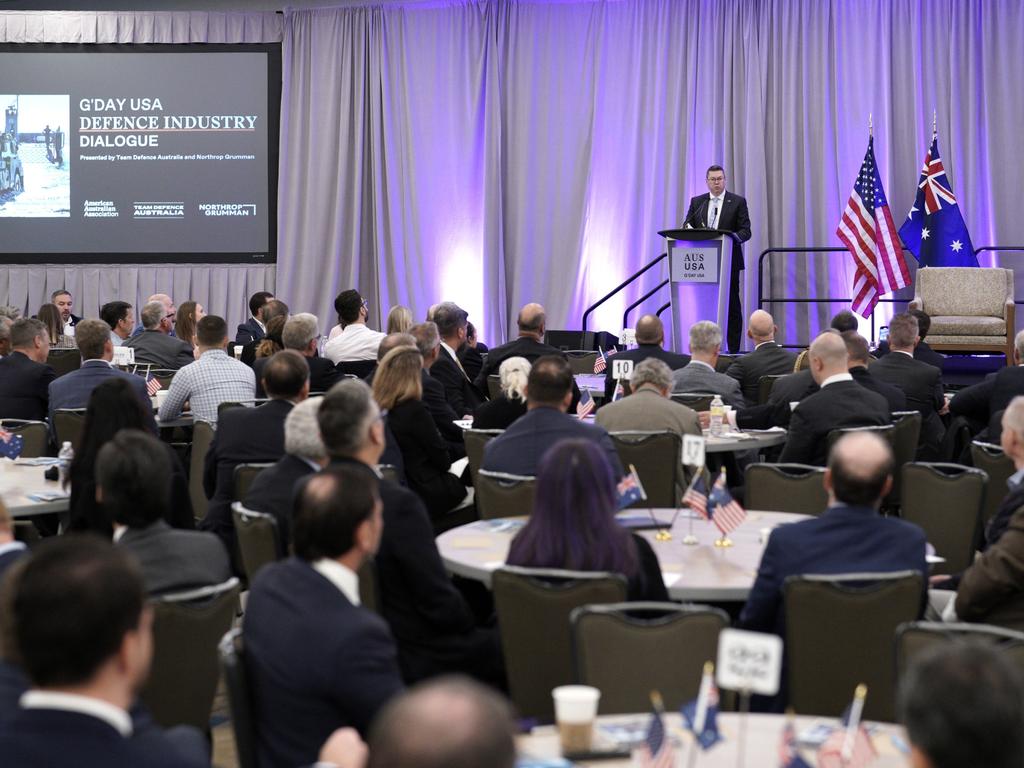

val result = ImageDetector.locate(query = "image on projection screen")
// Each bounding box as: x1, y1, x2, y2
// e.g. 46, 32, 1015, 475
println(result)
0, 47, 276, 263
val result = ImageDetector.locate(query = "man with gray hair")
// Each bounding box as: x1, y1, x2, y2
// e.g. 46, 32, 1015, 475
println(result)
409, 322, 465, 459
319, 380, 503, 686
596, 357, 701, 439
431, 302, 484, 417
243, 397, 328, 553
671, 320, 745, 407
0, 317, 55, 421
124, 300, 194, 370
950, 328, 1024, 442
778, 331, 890, 466
254, 312, 340, 396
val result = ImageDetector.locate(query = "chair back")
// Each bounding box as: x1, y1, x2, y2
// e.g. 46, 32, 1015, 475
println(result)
47, 349, 81, 378
141, 368, 178, 390
571, 602, 728, 713
794, 350, 810, 371
608, 431, 682, 508
827, 423, 894, 455
219, 629, 259, 768
218, 399, 271, 417
757, 375, 784, 405
670, 392, 714, 412
784, 570, 923, 721
745, 463, 828, 516
53, 408, 87, 452
971, 441, 1015, 525
140, 578, 241, 730
715, 354, 735, 373
895, 621, 1024, 683
232, 502, 281, 582
377, 463, 401, 485
566, 350, 599, 375
189, 421, 216, 522
493, 566, 627, 719
888, 411, 923, 500
335, 359, 376, 379
0, 419, 48, 458
487, 374, 501, 400
464, 428, 504, 486
233, 463, 273, 503
900, 463, 986, 574
476, 470, 536, 520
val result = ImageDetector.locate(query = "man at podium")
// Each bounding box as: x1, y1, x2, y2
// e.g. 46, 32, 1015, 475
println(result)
683, 164, 751, 353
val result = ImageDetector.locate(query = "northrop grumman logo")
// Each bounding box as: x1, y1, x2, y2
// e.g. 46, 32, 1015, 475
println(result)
198, 203, 257, 217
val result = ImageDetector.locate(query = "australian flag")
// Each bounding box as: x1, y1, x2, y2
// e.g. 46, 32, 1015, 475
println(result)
0, 432, 24, 460
681, 664, 722, 750
899, 132, 978, 268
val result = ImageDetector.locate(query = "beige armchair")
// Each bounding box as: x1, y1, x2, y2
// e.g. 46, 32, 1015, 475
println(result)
910, 267, 1015, 364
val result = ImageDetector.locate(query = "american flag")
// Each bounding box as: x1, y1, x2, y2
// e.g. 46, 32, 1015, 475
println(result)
638, 704, 675, 768
146, 373, 163, 396
778, 719, 812, 768
836, 136, 910, 317
576, 388, 595, 418
682, 471, 708, 519
708, 469, 746, 536
593, 347, 616, 373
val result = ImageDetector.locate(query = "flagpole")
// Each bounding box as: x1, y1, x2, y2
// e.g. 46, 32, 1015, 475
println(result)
713, 468, 734, 548
841, 684, 868, 766
684, 661, 714, 768
735, 688, 751, 768
681, 465, 702, 546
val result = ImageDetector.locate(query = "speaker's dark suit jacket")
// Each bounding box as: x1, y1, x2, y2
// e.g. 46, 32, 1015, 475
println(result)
385, 399, 466, 517
849, 365, 907, 413
602, 344, 690, 400
724, 343, 797, 404
951, 365, 1024, 438
778, 379, 890, 466
0, 351, 55, 421
868, 352, 945, 457
242, 453, 318, 555
482, 405, 623, 478
200, 399, 292, 551
48, 360, 157, 435
431, 345, 483, 416
117, 520, 231, 597
244, 557, 404, 767
331, 458, 502, 685
421, 369, 466, 459
234, 317, 265, 347
254, 354, 340, 397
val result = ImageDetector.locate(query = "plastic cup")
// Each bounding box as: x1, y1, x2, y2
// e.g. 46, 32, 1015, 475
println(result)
552, 685, 600, 754
233, 345, 243, 359
155, 390, 169, 409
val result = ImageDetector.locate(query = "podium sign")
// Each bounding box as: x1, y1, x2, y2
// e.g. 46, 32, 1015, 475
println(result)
669, 242, 721, 284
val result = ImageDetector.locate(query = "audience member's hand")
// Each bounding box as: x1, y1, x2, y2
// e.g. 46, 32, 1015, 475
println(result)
697, 411, 710, 429
318, 727, 368, 768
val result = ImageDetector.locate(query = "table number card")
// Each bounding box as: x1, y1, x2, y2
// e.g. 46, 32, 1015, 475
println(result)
611, 358, 634, 381
682, 434, 706, 467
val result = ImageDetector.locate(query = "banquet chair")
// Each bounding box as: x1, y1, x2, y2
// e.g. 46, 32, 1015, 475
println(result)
493, 566, 627, 720
670, 392, 715, 412
566, 350, 600, 375
140, 578, 241, 731
358, 559, 380, 614
46, 349, 81, 378
189, 421, 215, 522
895, 621, 1024, 683
715, 354, 736, 373
475, 470, 535, 520
217, 398, 271, 417
219, 629, 259, 768
232, 502, 281, 582
335, 359, 376, 379
784, 570, 923, 722
756, 375, 784, 405
571, 602, 728, 713
52, 408, 87, 452
376, 463, 401, 485
487, 374, 501, 400
464, 428, 504, 486
745, 463, 828, 516
0, 419, 48, 458
900, 463, 986, 575
887, 411, 923, 505
971, 441, 1015, 527
233, 462, 274, 503
608, 431, 682, 508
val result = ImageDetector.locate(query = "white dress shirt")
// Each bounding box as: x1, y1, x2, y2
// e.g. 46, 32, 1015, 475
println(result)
323, 323, 386, 363
20, 691, 133, 737
820, 372, 853, 388
311, 558, 361, 605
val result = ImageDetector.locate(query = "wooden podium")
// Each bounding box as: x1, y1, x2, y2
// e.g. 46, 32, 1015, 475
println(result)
656, 228, 740, 355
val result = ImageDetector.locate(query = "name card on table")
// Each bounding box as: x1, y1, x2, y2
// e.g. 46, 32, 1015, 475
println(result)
682, 434, 706, 467
716, 629, 783, 695
611, 358, 634, 381
619, 328, 637, 346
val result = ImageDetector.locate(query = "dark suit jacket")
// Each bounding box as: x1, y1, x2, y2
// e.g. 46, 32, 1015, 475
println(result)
254, 354, 341, 397
472, 394, 528, 430
869, 352, 945, 455
421, 369, 466, 459
117, 520, 231, 596
724, 343, 797, 404
0, 351, 55, 421
849, 365, 907, 413
482, 406, 624, 478
951, 365, 1024, 437
124, 330, 195, 371
431, 346, 483, 416
876, 339, 945, 370
457, 343, 486, 383
245, 557, 405, 766
778, 380, 890, 466
682, 191, 752, 268
602, 344, 690, 400
200, 399, 293, 551
956, 504, 1024, 632
242, 453, 318, 554
48, 360, 158, 435
235, 317, 265, 347
386, 399, 466, 517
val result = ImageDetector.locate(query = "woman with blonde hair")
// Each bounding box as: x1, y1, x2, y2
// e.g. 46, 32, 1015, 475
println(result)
175, 301, 204, 347
373, 345, 467, 520
471, 356, 529, 429
386, 305, 414, 335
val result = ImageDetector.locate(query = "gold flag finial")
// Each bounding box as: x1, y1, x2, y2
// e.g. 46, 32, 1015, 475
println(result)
703, 660, 715, 676
854, 684, 868, 700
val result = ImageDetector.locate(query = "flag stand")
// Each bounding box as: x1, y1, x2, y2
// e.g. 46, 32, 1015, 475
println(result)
680, 465, 705, 545
713, 537, 734, 548
735, 689, 751, 768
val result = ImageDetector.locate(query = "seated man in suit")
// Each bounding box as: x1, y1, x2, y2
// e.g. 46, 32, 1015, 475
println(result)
456, 321, 488, 383
238, 299, 289, 366
483, 355, 623, 478
876, 308, 945, 370
320, 380, 503, 686
51, 289, 81, 338
235, 290, 274, 346
724, 310, 797, 404
602, 314, 689, 400
100, 301, 134, 348
100, 430, 230, 596
201, 349, 307, 556
0, 536, 208, 767
254, 312, 340, 396
48, 319, 157, 437
324, 289, 386, 364
950, 329, 1024, 441
869, 312, 946, 459
842, 331, 907, 412
671, 321, 745, 407
0, 318, 55, 421
243, 397, 328, 554
124, 301, 195, 371
410, 322, 466, 459
244, 465, 405, 767
431, 302, 484, 416
778, 331, 890, 466
473, 303, 563, 391
596, 357, 701, 439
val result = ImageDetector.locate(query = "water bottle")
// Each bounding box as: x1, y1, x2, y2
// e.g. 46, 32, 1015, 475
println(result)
58, 441, 74, 488
709, 395, 725, 437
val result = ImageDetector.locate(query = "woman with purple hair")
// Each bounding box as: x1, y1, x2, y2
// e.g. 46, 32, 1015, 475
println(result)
506, 438, 668, 601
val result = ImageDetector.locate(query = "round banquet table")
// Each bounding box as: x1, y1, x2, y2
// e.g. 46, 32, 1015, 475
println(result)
437, 509, 809, 601
0, 459, 69, 518
517, 712, 907, 767
704, 429, 786, 453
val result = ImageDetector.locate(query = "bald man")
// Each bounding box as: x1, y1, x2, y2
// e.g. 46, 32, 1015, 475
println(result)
724, 310, 796, 403
777, 332, 890, 466
602, 314, 690, 400
472, 303, 565, 392
740, 431, 928, 707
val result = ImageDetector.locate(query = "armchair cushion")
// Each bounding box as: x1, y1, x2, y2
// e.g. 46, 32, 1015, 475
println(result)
916, 267, 1011, 319
928, 315, 1009, 337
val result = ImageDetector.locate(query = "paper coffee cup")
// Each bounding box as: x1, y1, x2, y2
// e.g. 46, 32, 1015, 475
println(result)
233, 345, 243, 359
155, 390, 169, 409
552, 685, 600, 754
